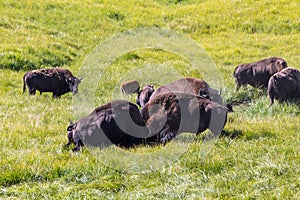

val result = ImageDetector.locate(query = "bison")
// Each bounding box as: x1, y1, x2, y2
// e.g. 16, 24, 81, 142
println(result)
137, 78, 222, 107
23, 68, 82, 97
65, 100, 149, 151
136, 84, 155, 107
120, 80, 140, 95
233, 57, 287, 91
141, 92, 233, 145
268, 67, 300, 105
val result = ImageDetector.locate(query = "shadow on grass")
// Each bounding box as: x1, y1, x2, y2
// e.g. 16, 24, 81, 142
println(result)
220, 129, 243, 139
273, 98, 300, 108
244, 130, 276, 141
226, 87, 267, 106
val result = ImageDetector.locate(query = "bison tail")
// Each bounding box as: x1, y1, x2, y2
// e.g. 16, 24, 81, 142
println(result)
267, 77, 276, 106
233, 66, 239, 77
22, 74, 27, 94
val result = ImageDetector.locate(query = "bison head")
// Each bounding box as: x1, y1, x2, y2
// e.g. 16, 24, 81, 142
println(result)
274, 58, 288, 71
66, 121, 83, 151
66, 77, 82, 95
199, 88, 223, 105
136, 84, 155, 107
208, 88, 223, 105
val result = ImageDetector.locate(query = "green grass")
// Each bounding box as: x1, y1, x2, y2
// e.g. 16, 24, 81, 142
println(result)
1, 0, 300, 199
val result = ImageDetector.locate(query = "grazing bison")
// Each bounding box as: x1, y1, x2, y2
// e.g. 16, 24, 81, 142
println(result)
65, 100, 149, 151
141, 92, 233, 145
268, 68, 300, 105
23, 68, 82, 97
121, 80, 140, 95
233, 57, 287, 91
137, 78, 222, 107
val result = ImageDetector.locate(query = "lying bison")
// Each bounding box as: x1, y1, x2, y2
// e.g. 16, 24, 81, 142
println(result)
233, 57, 287, 91
65, 100, 149, 151
137, 78, 222, 107
120, 80, 140, 95
141, 92, 233, 145
268, 68, 300, 105
23, 68, 82, 97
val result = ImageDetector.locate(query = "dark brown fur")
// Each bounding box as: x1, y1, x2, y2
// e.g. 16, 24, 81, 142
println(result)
65, 100, 149, 151
141, 92, 232, 145
233, 57, 287, 91
268, 67, 300, 105
121, 80, 140, 94
23, 68, 82, 97
137, 78, 222, 107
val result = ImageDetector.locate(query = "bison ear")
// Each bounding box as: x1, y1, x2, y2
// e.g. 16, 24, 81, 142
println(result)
67, 120, 76, 131
67, 123, 76, 131
199, 89, 208, 98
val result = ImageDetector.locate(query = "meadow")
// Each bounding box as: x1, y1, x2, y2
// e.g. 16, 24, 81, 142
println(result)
0, 0, 300, 199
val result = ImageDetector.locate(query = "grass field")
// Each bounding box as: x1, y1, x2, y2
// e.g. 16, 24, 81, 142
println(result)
1, 0, 300, 199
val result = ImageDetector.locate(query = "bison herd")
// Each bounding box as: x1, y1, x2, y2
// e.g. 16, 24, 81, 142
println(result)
22, 56, 300, 152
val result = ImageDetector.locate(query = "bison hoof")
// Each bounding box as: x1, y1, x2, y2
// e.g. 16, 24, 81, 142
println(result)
72, 147, 81, 152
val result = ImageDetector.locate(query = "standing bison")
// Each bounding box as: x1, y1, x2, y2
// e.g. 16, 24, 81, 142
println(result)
65, 100, 149, 151
268, 68, 300, 105
141, 92, 232, 145
233, 57, 287, 91
136, 78, 222, 107
23, 68, 82, 97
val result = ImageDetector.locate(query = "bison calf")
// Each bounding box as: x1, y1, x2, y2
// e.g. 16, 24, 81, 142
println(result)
23, 68, 82, 97
137, 78, 222, 107
233, 57, 287, 91
268, 67, 300, 105
120, 80, 140, 95
141, 92, 232, 145
65, 100, 149, 151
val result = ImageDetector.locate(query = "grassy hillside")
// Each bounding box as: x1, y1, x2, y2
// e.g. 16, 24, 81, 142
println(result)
1, 0, 300, 199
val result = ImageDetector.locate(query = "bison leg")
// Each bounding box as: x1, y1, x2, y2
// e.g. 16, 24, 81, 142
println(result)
234, 78, 241, 91
64, 131, 74, 147
72, 146, 81, 152
278, 98, 285, 104
160, 129, 177, 145
269, 97, 274, 106
29, 88, 36, 95
52, 93, 61, 98
72, 140, 84, 152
